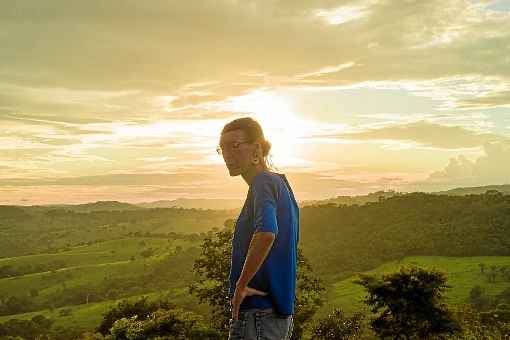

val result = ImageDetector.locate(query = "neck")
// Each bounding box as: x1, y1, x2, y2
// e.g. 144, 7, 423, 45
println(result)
242, 165, 268, 186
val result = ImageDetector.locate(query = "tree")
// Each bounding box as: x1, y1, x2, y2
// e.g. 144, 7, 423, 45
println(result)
469, 286, 490, 311
487, 265, 498, 283
311, 308, 364, 339
107, 308, 221, 340
189, 225, 325, 339
96, 296, 177, 335
354, 265, 460, 339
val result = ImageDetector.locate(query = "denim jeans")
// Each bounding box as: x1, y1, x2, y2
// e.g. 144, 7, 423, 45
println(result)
228, 308, 293, 340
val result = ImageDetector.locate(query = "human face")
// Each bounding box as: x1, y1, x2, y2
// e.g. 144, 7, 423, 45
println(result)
218, 129, 257, 176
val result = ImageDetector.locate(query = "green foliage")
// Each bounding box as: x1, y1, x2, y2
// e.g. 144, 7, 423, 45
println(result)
189, 226, 325, 339
188, 228, 232, 333
300, 192, 510, 283
0, 206, 231, 258
0, 314, 53, 339
294, 248, 327, 339
327, 256, 510, 317
105, 308, 221, 340
355, 265, 461, 339
441, 304, 510, 339
97, 296, 177, 335
310, 308, 364, 339
469, 285, 491, 311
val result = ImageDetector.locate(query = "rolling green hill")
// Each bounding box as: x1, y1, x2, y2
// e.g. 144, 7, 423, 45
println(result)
1, 191, 510, 338
0, 206, 235, 258
317, 256, 510, 318
0, 287, 211, 334
300, 191, 510, 283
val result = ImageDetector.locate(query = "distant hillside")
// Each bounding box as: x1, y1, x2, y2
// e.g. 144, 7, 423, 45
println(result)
0, 190, 509, 338
299, 190, 402, 207
299, 184, 510, 208
322, 255, 510, 317
300, 191, 510, 282
0, 206, 236, 258
437, 184, 510, 196
137, 198, 244, 210
20, 201, 145, 213
14, 184, 510, 212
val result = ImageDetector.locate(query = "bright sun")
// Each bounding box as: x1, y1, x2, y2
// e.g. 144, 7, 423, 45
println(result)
220, 89, 308, 168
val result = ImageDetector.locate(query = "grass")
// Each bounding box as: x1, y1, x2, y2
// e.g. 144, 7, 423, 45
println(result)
0, 237, 192, 269
0, 287, 210, 333
317, 256, 510, 318
0, 237, 198, 309
2, 251, 509, 336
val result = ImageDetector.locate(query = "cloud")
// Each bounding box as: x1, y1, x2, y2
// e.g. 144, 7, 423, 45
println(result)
313, 3, 372, 25
422, 140, 510, 187
1, 0, 509, 112
457, 90, 510, 108
1, 0, 510, 203
310, 120, 507, 149
0, 165, 420, 204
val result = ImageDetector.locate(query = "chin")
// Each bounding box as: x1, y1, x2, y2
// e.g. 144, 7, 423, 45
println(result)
228, 167, 241, 176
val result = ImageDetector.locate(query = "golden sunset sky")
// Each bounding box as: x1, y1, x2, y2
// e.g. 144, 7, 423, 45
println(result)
1, 0, 510, 205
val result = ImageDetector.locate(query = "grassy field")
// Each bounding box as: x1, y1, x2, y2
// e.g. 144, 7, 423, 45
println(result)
316, 256, 510, 318
0, 237, 195, 298
2, 250, 509, 336
0, 237, 192, 269
0, 236, 206, 335
0, 287, 211, 333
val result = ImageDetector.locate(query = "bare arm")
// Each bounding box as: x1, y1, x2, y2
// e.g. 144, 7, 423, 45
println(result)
236, 231, 275, 289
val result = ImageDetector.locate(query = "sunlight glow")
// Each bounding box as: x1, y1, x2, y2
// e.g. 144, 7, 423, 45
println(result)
218, 89, 313, 168
314, 5, 368, 25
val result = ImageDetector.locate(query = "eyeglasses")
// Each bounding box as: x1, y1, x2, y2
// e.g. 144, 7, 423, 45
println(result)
216, 140, 252, 155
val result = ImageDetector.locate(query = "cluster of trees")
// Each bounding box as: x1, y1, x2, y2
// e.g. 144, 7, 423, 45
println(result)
0, 260, 67, 279
1, 191, 510, 338
0, 206, 232, 258
0, 245, 201, 317
470, 285, 510, 311
0, 295, 34, 316
300, 192, 510, 282
86, 296, 221, 339
0, 314, 53, 339
1, 222, 506, 339
478, 263, 510, 283
79, 227, 508, 340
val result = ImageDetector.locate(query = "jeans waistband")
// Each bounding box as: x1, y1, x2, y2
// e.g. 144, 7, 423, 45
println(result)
240, 307, 274, 313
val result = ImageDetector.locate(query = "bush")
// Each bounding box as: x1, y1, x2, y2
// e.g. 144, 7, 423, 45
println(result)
106, 308, 221, 340
355, 265, 461, 339
311, 308, 364, 339
97, 296, 177, 335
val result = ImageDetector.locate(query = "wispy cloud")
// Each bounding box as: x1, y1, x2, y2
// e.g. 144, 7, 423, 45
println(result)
1, 0, 510, 203
319, 120, 508, 149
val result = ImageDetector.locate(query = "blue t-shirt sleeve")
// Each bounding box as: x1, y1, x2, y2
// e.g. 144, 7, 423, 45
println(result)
252, 175, 279, 235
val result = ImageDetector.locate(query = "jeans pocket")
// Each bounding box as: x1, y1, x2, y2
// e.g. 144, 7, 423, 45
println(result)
228, 318, 246, 340
257, 312, 292, 339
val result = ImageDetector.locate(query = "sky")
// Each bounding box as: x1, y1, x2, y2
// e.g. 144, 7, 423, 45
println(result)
1, 0, 510, 205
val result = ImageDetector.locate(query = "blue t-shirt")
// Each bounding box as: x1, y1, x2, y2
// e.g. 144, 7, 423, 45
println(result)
228, 170, 300, 316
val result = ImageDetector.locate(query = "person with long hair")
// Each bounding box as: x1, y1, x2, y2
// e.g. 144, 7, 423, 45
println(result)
217, 117, 299, 339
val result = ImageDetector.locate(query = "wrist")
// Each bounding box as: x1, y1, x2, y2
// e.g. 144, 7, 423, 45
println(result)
236, 279, 248, 289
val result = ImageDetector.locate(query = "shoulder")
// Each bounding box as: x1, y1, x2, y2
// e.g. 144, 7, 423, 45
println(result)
251, 170, 283, 190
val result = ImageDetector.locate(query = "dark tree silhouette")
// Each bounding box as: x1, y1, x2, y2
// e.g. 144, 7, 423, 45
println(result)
355, 265, 461, 339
